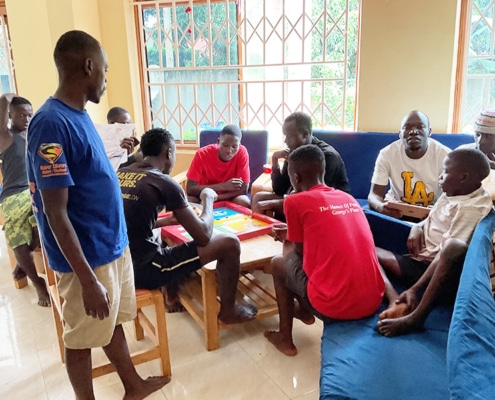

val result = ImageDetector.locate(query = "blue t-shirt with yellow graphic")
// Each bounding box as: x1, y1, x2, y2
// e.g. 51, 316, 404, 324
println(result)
26, 97, 128, 273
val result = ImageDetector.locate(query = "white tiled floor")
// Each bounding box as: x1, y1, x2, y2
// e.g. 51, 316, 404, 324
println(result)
0, 235, 322, 400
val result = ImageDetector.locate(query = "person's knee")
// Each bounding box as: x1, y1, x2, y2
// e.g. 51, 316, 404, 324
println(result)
233, 195, 251, 208
217, 233, 241, 256
252, 191, 272, 204
376, 248, 399, 274
441, 238, 468, 265
251, 192, 263, 207
271, 255, 284, 275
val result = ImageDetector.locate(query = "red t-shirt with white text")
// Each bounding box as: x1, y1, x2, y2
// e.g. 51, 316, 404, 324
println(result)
285, 184, 384, 319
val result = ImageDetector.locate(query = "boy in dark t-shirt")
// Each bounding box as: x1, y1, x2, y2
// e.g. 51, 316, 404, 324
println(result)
252, 112, 349, 220
118, 128, 256, 323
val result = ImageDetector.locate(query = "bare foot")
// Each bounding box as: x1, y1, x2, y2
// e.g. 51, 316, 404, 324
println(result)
162, 284, 185, 313
33, 278, 51, 307
166, 301, 185, 313
123, 376, 170, 400
264, 331, 297, 356
294, 301, 315, 325
218, 304, 257, 324
12, 265, 27, 281
378, 302, 411, 320
377, 315, 424, 337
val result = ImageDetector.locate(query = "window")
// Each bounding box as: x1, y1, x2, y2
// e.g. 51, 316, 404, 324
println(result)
457, 0, 495, 132
0, 6, 15, 95
133, 0, 359, 147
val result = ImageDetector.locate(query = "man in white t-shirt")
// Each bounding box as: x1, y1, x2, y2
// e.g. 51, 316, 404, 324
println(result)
368, 110, 451, 218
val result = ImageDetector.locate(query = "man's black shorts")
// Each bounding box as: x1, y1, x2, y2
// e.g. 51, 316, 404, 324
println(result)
134, 241, 202, 289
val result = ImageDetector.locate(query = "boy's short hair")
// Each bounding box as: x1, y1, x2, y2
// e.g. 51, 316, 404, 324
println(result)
107, 106, 129, 123
220, 124, 242, 139
289, 144, 325, 174
11, 96, 31, 107
285, 112, 312, 135
140, 128, 174, 157
449, 148, 490, 182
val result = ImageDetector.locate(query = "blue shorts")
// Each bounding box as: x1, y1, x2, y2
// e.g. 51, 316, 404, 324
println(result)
134, 241, 202, 289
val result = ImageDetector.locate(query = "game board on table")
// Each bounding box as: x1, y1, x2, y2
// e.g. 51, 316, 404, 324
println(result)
161, 201, 280, 244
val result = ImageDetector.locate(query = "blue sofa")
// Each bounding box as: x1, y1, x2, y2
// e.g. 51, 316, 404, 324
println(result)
319, 210, 495, 399
311, 131, 495, 399
312, 131, 474, 205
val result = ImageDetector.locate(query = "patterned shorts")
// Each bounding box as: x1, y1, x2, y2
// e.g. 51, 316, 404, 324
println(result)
1, 189, 36, 249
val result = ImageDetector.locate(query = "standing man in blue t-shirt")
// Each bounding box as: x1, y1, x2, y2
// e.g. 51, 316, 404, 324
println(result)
26, 30, 168, 399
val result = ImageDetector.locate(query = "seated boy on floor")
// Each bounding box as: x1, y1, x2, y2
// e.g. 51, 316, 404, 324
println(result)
186, 125, 250, 208
117, 127, 256, 322
265, 144, 387, 356
377, 148, 493, 337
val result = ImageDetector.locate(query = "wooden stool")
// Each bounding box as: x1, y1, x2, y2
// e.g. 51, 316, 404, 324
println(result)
43, 248, 171, 378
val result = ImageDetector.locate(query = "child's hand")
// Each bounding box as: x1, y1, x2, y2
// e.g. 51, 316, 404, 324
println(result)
407, 224, 425, 257
271, 149, 290, 167
120, 137, 139, 154
223, 178, 243, 191
382, 202, 403, 219
272, 223, 287, 242
200, 188, 218, 202
397, 288, 418, 310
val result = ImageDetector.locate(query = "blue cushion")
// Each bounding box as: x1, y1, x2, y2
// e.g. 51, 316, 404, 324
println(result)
364, 209, 411, 255
320, 211, 495, 400
448, 211, 495, 399
199, 129, 268, 184
320, 303, 452, 400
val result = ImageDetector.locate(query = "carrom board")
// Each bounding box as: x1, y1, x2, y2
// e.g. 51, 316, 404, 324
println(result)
161, 201, 280, 244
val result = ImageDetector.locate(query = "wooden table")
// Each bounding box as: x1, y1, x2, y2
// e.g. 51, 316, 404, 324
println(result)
175, 234, 283, 351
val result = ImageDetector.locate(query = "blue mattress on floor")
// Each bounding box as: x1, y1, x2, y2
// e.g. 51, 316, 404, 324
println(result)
320, 211, 495, 400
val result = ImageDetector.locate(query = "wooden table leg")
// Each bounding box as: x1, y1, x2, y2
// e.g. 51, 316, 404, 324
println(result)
201, 268, 220, 351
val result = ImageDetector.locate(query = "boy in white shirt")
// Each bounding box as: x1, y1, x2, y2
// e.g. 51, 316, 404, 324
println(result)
377, 148, 492, 337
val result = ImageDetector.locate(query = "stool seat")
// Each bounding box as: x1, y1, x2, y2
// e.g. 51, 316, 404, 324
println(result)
135, 288, 153, 296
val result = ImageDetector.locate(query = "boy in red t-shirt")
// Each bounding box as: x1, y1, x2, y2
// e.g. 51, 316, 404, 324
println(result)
265, 144, 386, 356
186, 125, 250, 207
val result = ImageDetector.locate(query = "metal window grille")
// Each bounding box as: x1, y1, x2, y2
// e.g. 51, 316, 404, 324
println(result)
133, 0, 358, 147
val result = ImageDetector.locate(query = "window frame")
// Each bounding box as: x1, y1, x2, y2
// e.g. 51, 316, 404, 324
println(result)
0, 3, 17, 95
